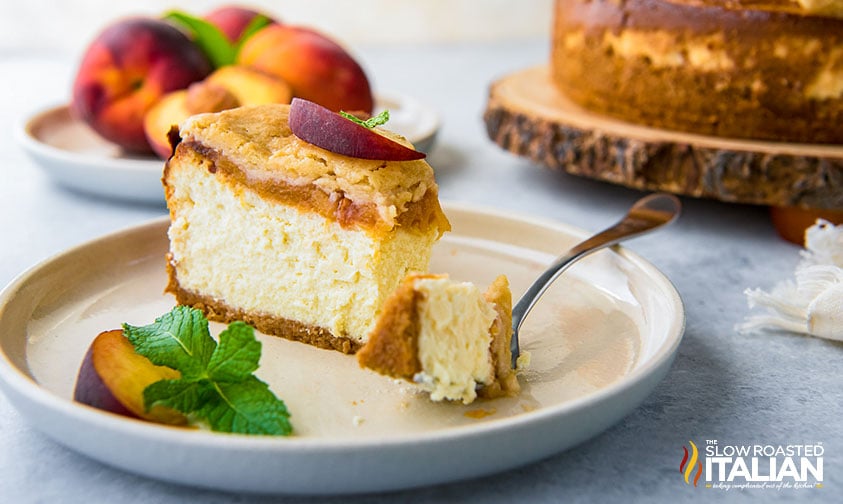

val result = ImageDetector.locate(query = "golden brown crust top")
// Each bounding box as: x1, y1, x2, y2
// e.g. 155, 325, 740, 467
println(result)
667, 0, 843, 18
166, 141, 449, 236
177, 104, 450, 235
553, 0, 843, 143
557, 0, 843, 34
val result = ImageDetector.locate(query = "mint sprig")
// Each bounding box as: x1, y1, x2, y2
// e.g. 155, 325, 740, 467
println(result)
123, 306, 292, 436
341, 109, 390, 129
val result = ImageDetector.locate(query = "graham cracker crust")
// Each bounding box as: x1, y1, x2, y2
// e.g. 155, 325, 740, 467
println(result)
355, 275, 424, 377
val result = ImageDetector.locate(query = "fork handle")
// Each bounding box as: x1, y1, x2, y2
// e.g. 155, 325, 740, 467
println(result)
510, 194, 681, 368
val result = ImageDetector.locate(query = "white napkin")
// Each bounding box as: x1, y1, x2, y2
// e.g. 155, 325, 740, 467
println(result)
738, 220, 843, 341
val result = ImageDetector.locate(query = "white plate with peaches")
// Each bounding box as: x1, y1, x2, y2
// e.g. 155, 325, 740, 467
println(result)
15, 9, 438, 204
17, 93, 438, 205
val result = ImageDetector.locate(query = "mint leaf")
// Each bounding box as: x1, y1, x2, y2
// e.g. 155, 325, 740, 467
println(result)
207, 321, 261, 382
143, 379, 212, 414
341, 109, 390, 129
198, 377, 292, 435
127, 306, 292, 436
123, 305, 216, 380
164, 10, 236, 68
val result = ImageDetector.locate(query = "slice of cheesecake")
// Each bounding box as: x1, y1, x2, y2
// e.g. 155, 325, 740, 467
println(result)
357, 274, 520, 404
163, 104, 450, 353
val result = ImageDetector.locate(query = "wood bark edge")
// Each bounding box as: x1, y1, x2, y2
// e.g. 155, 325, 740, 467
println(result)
483, 67, 843, 210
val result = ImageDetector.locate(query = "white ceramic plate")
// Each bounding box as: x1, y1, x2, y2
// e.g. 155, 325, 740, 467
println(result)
0, 204, 683, 495
15, 93, 439, 205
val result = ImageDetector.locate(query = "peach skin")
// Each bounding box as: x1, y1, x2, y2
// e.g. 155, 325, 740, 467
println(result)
74, 329, 187, 425
238, 25, 374, 114
71, 18, 211, 153
205, 5, 277, 43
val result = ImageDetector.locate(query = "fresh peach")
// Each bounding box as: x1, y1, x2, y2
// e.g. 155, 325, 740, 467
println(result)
74, 329, 186, 425
71, 18, 212, 153
145, 82, 240, 159
144, 81, 240, 158
143, 66, 292, 158
185, 81, 240, 113
289, 98, 425, 160
206, 65, 292, 105
204, 5, 277, 43
770, 206, 843, 245
143, 90, 191, 159
238, 25, 374, 114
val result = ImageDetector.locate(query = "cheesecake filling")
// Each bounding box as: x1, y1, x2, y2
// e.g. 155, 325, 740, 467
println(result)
412, 277, 497, 404
166, 152, 438, 345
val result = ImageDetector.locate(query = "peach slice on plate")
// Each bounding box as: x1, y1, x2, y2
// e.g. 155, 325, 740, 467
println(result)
205, 65, 292, 106
74, 329, 186, 425
143, 66, 292, 158
143, 90, 191, 159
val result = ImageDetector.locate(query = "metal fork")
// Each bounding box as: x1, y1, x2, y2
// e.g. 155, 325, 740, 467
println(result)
510, 193, 682, 368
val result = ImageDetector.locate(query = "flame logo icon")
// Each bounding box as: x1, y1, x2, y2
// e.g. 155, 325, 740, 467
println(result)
680, 440, 703, 487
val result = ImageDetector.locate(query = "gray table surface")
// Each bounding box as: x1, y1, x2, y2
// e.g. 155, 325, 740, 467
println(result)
0, 41, 840, 503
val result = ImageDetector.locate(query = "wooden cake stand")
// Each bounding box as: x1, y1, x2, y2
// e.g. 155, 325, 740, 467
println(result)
484, 66, 843, 211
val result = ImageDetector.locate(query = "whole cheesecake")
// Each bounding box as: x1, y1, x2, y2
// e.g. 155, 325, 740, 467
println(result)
164, 104, 450, 354
552, 0, 843, 144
